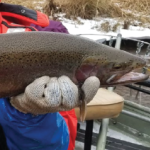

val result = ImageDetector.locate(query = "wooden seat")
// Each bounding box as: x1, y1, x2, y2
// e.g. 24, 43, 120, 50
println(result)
75, 88, 124, 121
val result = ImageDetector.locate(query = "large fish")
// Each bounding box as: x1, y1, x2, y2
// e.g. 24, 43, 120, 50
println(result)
0, 31, 148, 99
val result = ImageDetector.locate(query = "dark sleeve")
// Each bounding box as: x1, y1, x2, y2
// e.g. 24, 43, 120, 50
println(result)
0, 125, 8, 150
0, 98, 9, 150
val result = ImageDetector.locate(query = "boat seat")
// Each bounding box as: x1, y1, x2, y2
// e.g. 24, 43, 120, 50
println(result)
75, 88, 124, 121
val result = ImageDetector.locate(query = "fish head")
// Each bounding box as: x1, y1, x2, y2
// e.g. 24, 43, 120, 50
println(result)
75, 47, 149, 86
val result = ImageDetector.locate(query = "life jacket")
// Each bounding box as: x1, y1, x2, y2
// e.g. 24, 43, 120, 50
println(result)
0, 2, 49, 33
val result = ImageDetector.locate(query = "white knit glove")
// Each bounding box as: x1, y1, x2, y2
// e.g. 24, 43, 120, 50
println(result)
10, 76, 100, 116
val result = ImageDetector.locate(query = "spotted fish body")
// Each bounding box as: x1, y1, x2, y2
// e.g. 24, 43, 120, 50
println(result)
0, 31, 148, 98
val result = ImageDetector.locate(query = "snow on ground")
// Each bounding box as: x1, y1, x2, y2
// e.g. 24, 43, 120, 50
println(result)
61, 17, 150, 40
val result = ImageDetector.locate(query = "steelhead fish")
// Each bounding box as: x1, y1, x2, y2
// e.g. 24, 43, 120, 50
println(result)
0, 31, 148, 99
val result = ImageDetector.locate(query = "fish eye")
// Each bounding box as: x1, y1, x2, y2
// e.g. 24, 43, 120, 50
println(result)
113, 64, 122, 69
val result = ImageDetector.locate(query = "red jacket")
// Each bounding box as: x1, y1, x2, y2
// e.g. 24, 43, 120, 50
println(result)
0, 2, 49, 33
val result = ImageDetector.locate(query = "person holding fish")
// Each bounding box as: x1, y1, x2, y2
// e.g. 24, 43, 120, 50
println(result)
0, 2, 100, 150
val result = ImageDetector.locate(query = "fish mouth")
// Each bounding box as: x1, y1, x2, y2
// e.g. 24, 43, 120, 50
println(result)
105, 71, 149, 86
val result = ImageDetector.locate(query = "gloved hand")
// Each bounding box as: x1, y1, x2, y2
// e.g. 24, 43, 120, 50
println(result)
10, 76, 100, 115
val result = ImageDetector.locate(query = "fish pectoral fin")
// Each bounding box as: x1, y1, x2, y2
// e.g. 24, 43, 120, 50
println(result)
80, 100, 87, 122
